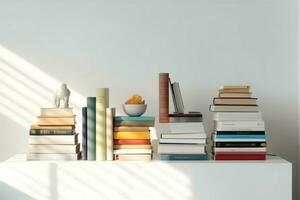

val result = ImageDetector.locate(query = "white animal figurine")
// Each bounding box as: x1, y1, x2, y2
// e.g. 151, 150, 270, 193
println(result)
54, 83, 71, 108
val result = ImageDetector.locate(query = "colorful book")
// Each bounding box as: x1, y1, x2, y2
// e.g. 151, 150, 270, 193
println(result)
27, 153, 81, 161
114, 132, 150, 139
87, 97, 96, 160
214, 153, 266, 160
159, 154, 208, 160
37, 116, 75, 126
113, 145, 152, 149
40, 108, 73, 117
159, 73, 169, 123
28, 143, 80, 154
114, 139, 151, 145
82, 107, 87, 160
114, 126, 150, 132
114, 154, 152, 161
106, 107, 115, 161
28, 134, 78, 145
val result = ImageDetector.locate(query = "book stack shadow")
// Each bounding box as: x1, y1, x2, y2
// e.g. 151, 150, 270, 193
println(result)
113, 116, 155, 161
210, 85, 267, 160
27, 108, 80, 161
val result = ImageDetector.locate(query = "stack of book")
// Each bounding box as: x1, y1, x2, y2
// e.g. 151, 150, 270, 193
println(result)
113, 116, 155, 161
157, 113, 208, 160
27, 108, 81, 161
210, 85, 266, 160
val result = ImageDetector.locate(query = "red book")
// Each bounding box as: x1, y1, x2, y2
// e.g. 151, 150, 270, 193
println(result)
159, 73, 169, 123
214, 152, 266, 160
114, 139, 151, 145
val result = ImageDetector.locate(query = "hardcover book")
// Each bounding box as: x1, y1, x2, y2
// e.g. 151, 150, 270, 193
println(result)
37, 116, 75, 126
159, 73, 169, 123
114, 154, 152, 161
106, 107, 115, 161
158, 144, 206, 154
87, 97, 96, 160
28, 134, 78, 145
114, 139, 151, 145
159, 154, 208, 160
40, 108, 74, 117
210, 105, 259, 112
28, 143, 80, 154
114, 132, 150, 139
82, 107, 87, 160
27, 152, 81, 161
213, 98, 257, 105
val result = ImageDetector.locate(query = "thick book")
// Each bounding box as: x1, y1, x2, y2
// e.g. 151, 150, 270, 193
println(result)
87, 97, 96, 161
213, 98, 257, 106
215, 131, 265, 135
173, 82, 184, 113
113, 145, 152, 149
215, 142, 266, 148
82, 107, 87, 160
30, 124, 74, 130
40, 108, 73, 117
106, 107, 115, 161
114, 132, 150, 139
159, 73, 170, 123
114, 126, 150, 132
158, 144, 206, 154
28, 134, 78, 145
210, 105, 259, 112
158, 122, 205, 134
219, 93, 252, 98
27, 152, 81, 161
214, 120, 265, 131
28, 143, 80, 154
114, 139, 151, 145
214, 153, 266, 160
159, 138, 206, 144
96, 88, 109, 161
213, 147, 266, 153
114, 154, 152, 161
159, 154, 208, 160
161, 133, 207, 139
30, 129, 75, 135
113, 149, 152, 155
213, 112, 263, 121
37, 116, 75, 126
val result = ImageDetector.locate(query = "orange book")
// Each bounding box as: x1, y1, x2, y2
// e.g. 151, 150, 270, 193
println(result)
37, 116, 75, 126
114, 139, 150, 145
113, 145, 151, 149
113, 132, 150, 139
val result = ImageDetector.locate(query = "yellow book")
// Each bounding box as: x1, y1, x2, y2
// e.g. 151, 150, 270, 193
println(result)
113, 145, 152, 149
113, 132, 150, 139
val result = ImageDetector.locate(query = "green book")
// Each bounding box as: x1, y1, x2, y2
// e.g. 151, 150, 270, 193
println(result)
96, 88, 109, 160
87, 97, 96, 160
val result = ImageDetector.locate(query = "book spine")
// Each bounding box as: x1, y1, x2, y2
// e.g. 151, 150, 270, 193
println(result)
159, 73, 169, 123
106, 107, 115, 161
29, 130, 74, 135
87, 97, 96, 161
214, 154, 266, 160
215, 142, 266, 148
216, 131, 265, 135
82, 107, 87, 160
159, 154, 208, 160
114, 139, 151, 145
96, 88, 109, 161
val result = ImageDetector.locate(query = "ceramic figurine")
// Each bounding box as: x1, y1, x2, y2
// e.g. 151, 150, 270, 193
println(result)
54, 83, 70, 108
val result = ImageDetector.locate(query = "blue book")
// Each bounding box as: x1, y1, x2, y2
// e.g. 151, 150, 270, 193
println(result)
215, 134, 266, 139
114, 116, 155, 122
159, 154, 209, 160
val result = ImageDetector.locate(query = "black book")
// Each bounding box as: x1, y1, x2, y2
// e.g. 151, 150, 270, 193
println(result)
82, 107, 87, 160
216, 131, 265, 135
215, 142, 267, 148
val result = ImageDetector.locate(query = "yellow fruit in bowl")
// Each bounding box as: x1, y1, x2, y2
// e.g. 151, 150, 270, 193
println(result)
125, 94, 145, 104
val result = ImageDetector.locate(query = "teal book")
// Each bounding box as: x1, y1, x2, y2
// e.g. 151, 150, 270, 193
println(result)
114, 116, 155, 122
159, 154, 208, 160
87, 97, 96, 161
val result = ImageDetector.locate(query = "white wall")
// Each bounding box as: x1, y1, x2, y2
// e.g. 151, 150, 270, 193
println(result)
0, 0, 298, 199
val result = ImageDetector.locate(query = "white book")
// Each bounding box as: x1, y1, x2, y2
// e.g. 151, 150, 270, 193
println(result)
28, 134, 78, 145
158, 122, 204, 134
113, 149, 152, 155
214, 121, 265, 131
40, 108, 73, 116
214, 138, 266, 142
214, 147, 266, 152
161, 133, 207, 139
213, 112, 263, 121
27, 153, 81, 161
159, 138, 206, 144
210, 105, 259, 112
158, 144, 206, 154
28, 144, 80, 154
106, 108, 115, 161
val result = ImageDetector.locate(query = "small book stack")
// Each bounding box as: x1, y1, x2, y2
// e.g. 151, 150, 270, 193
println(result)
113, 116, 155, 161
210, 85, 266, 160
27, 108, 81, 161
157, 113, 208, 160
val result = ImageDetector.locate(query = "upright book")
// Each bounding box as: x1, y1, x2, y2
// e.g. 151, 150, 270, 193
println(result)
87, 97, 96, 160
106, 107, 115, 161
82, 107, 87, 160
159, 73, 169, 123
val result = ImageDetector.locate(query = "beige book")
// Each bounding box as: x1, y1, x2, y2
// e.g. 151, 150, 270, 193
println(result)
213, 98, 257, 105
114, 126, 150, 132
106, 108, 115, 161
28, 143, 80, 154
219, 85, 250, 90
40, 108, 73, 117
28, 134, 78, 145
113, 145, 152, 149
219, 93, 252, 98
37, 116, 75, 125
114, 154, 152, 161
27, 152, 81, 161
30, 124, 74, 130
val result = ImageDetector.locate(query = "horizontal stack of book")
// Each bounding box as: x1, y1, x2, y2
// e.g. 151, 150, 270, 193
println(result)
27, 108, 81, 161
210, 85, 266, 160
113, 116, 155, 161
158, 113, 208, 160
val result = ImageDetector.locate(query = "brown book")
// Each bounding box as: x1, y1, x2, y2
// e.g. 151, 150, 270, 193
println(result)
113, 145, 152, 149
159, 73, 169, 123
213, 98, 257, 105
114, 126, 150, 132
37, 116, 76, 125
169, 113, 202, 117
219, 88, 250, 93
219, 93, 252, 98
30, 124, 74, 130
219, 85, 250, 90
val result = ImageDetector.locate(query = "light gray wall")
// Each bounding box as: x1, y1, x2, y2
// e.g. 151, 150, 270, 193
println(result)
0, 0, 298, 199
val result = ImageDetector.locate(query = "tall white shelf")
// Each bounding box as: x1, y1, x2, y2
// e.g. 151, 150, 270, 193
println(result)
0, 154, 292, 200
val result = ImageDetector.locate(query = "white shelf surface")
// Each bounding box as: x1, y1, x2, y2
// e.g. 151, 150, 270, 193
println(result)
0, 154, 292, 200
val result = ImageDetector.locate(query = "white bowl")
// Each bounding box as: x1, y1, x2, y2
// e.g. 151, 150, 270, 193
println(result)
123, 104, 147, 117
